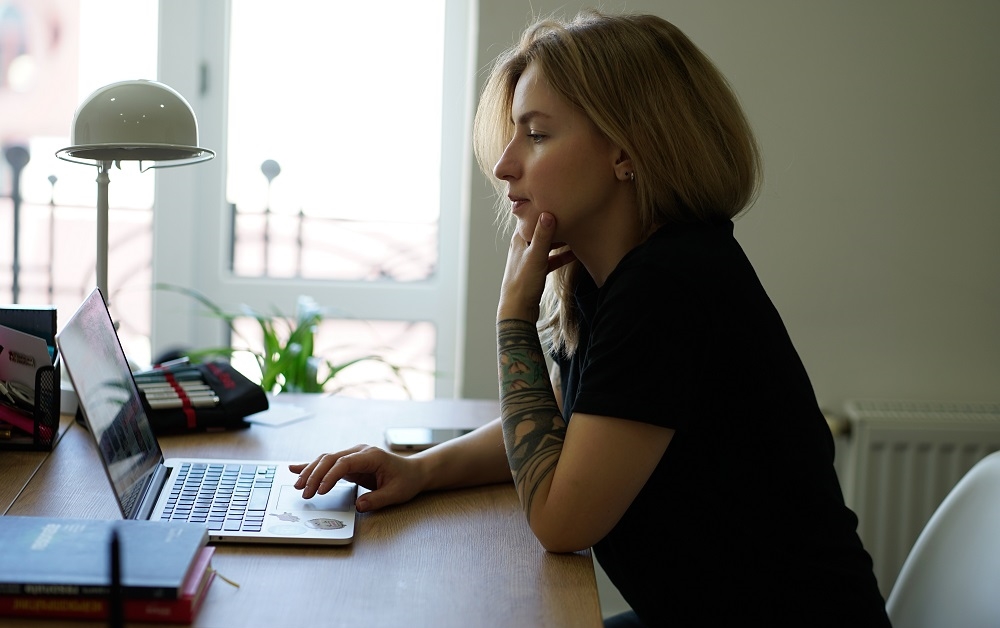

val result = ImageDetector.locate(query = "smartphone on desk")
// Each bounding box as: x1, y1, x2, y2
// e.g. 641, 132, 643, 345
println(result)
385, 427, 474, 452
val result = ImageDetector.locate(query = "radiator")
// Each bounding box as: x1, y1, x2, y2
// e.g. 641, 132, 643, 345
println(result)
839, 400, 1000, 599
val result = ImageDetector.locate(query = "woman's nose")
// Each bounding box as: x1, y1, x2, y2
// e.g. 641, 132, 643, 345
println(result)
493, 140, 518, 181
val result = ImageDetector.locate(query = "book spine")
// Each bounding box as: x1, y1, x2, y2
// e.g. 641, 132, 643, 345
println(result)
0, 543, 215, 601
0, 582, 180, 598
0, 596, 196, 623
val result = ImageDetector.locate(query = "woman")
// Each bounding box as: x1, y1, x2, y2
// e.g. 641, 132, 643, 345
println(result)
293, 10, 891, 626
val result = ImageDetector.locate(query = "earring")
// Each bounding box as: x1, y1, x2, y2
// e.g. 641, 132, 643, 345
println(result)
626, 171, 635, 182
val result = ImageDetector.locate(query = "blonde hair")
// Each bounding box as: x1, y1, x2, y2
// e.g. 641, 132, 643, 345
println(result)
474, 10, 762, 355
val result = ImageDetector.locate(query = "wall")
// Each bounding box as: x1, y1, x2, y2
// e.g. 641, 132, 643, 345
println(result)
460, 0, 1000, 414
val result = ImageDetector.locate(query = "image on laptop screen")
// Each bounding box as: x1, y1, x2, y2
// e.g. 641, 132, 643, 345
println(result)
56, 291, 163, 518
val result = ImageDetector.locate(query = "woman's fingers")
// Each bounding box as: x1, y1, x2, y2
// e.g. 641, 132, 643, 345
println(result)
499, 213, 571, 321
291, 445, 369, 497
290, 445, 422, 512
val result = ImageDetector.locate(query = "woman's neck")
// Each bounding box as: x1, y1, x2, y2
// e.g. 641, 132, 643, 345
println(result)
571, 210, 645, 288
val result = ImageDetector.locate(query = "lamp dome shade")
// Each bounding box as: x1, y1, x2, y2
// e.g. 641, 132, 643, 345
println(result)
56, 80, 214, 166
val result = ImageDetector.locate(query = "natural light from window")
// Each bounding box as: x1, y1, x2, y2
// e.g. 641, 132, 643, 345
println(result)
227, 1, 445, 281
2, 0, 449, 399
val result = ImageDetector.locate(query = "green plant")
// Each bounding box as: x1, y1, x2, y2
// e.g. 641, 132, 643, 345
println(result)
155, 284, 410, 396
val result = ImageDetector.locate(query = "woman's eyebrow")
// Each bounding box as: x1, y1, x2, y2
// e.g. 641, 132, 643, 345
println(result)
511, 110, 552, 125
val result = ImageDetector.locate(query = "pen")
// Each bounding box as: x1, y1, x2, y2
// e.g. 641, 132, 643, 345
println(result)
141, 390, 218, 401
137, 382, 215, 393
132, 370, 204, 383
136, 379, 211, 390
109, 527, 123, 628
155, 356, 190, 369
143, 390, 217, 399
146, 396, 220, 410
134, 358, 193, 376
134, 365, 202, 377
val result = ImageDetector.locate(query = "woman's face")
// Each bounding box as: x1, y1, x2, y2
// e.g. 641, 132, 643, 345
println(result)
493, 62, 622, 245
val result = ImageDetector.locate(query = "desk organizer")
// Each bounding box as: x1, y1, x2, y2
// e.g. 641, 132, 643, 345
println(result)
0, 306, 60, 450
136, 360, 266, 434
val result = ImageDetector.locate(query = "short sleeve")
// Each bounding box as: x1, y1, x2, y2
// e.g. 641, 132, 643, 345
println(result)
569, 264, 710, 430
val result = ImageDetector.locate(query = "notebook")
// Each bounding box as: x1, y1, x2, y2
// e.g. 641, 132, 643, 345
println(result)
55, 288, 357, 545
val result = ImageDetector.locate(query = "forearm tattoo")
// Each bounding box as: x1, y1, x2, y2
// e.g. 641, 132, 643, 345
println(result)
497, 319, 567, 522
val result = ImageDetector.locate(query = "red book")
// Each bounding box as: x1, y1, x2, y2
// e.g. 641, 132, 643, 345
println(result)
0, 546, 215, 624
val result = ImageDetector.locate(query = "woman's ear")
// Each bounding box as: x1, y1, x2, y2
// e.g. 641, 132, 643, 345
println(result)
613, 149, 634, 182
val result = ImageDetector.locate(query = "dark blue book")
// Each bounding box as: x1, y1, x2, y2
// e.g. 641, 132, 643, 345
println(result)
0, 517, 208, 599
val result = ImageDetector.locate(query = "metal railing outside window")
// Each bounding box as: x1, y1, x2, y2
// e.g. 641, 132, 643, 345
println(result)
2, 153, 436, 398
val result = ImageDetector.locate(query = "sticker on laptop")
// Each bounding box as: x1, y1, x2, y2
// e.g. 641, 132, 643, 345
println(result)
305, 518, 346, 530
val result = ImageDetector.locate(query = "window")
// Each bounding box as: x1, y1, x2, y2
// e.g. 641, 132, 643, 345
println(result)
1, 1, 474, 400
152, 1, 474, 398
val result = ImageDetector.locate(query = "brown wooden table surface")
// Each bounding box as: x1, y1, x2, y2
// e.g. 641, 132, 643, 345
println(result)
2, 394, 602, 627
0, 413, 77, 513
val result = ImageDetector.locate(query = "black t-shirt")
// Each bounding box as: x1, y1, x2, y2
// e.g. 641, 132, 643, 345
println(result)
556, 220, 890, 627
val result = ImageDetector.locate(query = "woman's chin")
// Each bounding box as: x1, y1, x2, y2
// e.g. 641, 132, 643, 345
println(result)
514, 219, 534, 243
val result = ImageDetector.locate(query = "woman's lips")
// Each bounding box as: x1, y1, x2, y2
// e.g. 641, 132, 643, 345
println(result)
509, 196, 528, 215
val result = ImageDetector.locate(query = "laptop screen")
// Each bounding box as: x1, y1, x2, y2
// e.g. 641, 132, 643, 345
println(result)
56, 288, 163, 518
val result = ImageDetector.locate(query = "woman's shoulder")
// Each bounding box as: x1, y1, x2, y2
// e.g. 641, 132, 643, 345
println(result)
647, 217, 736, 253
610, 218, 742, 284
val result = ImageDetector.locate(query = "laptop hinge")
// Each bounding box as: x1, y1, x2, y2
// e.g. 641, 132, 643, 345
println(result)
134, 464, 170, 521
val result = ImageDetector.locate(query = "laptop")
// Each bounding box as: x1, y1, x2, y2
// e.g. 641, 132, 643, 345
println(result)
56, 288, 357, 545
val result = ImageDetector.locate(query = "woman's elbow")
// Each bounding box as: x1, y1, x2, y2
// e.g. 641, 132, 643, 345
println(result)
539, 538, 590, 554
530, 520, 599, 554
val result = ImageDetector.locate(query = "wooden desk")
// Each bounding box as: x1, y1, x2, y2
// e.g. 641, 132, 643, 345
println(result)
3, 395, 602, 627
0, 414, 77, 513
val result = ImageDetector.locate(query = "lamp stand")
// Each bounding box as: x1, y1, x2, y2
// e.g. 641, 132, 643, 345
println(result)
96, 160, 111, 305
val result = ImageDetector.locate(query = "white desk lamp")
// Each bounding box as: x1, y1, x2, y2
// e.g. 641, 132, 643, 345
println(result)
56, 80, 214, 303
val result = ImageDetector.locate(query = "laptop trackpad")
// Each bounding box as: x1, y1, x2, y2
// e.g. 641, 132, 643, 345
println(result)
276, 483, 356, 512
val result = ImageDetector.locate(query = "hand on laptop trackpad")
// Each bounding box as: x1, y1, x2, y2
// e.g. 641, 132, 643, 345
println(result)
277, 483, 356, 512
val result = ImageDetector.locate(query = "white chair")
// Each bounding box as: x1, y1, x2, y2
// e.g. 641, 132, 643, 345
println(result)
886, 450, 1000, 628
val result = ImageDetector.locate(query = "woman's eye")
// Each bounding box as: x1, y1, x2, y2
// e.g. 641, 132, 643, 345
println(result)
527, 132, 544, 143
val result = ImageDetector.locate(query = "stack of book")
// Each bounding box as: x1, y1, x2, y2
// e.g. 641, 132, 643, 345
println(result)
0, 517, 216, 624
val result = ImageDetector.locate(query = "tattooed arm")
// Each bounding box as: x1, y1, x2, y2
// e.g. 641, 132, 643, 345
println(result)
497, 319, 567, 520
496, 317, 673, 553
496, 213, 673, 553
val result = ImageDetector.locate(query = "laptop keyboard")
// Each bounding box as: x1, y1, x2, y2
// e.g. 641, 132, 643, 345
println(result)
160, 462, 276, 532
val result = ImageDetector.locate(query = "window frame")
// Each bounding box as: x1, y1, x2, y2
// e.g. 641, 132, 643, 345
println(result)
150, 0, 476, 398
